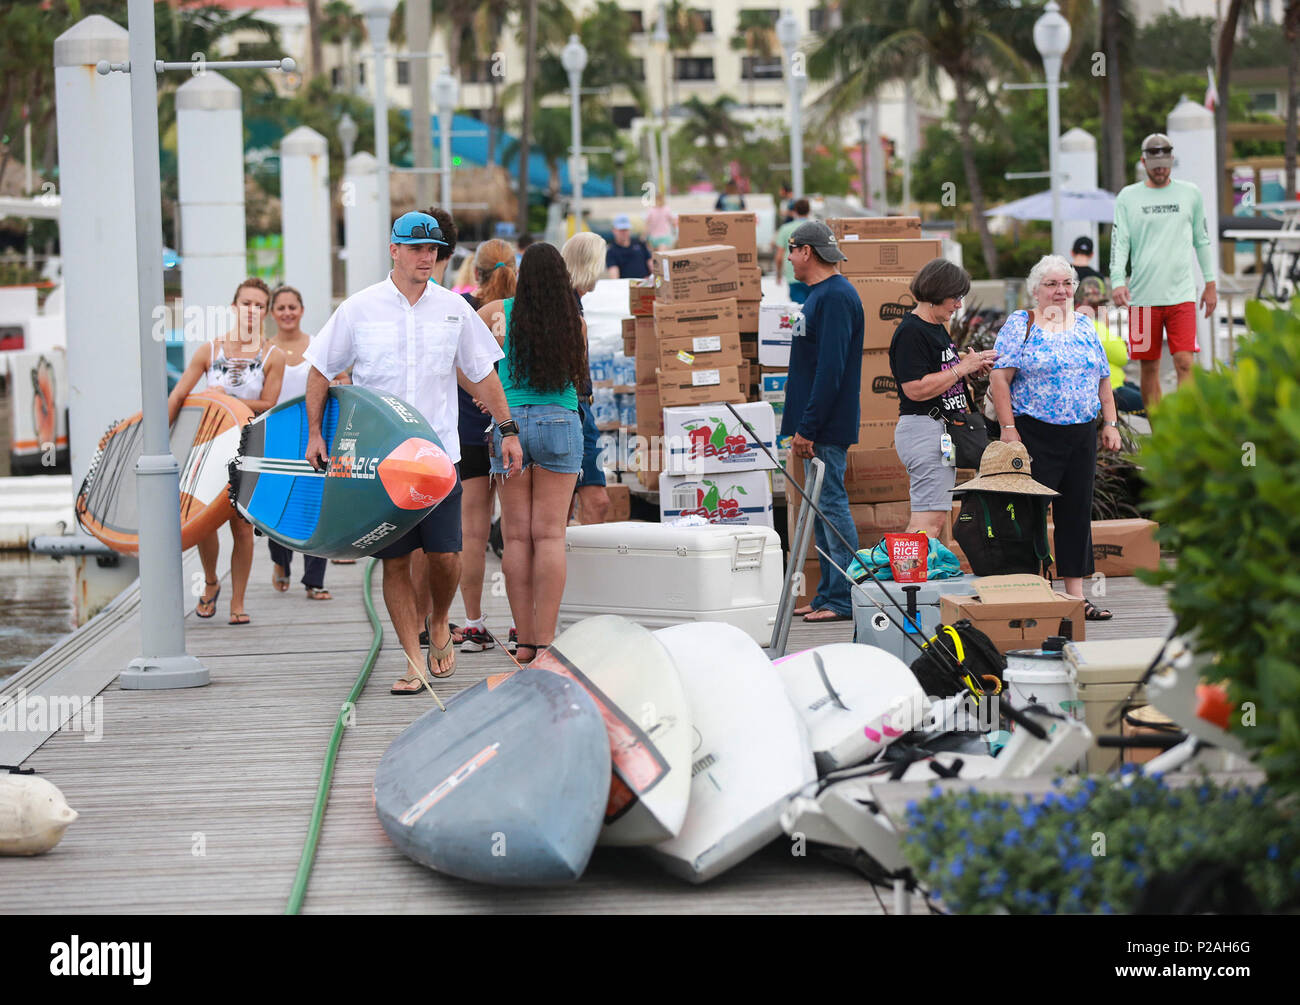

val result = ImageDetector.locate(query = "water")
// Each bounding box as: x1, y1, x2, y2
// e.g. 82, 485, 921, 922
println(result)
0, 551, 77, 683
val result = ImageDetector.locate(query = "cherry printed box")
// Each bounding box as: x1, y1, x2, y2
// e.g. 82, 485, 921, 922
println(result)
658, 470, 775, 528
662, 401, 778, 475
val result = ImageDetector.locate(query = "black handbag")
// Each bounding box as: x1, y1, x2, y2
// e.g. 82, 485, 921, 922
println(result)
941, 408, 990, 469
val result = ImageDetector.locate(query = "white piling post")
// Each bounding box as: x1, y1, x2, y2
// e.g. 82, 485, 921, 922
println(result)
176, 72, 247, 359
54, 17, 142, 503
343, 152, 384, 295
280, 126, 332, 334
1166, 98, 1219, 370
1059, 127, 1099, 270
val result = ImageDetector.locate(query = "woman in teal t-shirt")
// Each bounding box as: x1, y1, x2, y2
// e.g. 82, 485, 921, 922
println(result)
476, 242, 587, 665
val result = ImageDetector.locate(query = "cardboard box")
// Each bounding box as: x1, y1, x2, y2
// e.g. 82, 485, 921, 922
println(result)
758, 302, 798, 367
655, 245, 740, 303
1044, 518, 1161, 577
830, 216, 924, 241
737, 265, 763, 301
653, 298, 740, 340
662, 401, 777, 474
657, 331, 743, 371
604, 483, 631, 522
860, 349, 900, 418
659, 470, 774, 528
849, 276, 918, 350
621, 317, 636, 356
857, 418, 896, 451
740, 333, 759, 360
939, 575, 1086, 654
738, 360, 752, 389
656, 365, 746, 408
840, 238, 942, 277
629, 280, 656, 316
789, 500, 912, 561
737, 299, 760, 334
761, 371, 787, 427
635, 384, 663, 436
789, 444, 910, 505
675, 212, 759, 266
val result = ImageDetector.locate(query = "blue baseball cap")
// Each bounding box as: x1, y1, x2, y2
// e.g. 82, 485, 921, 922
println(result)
613, 214, 632, 230
391, 211, 447, 246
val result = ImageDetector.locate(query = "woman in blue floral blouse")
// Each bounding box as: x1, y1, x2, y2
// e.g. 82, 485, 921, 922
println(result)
987, 255, 1122, 619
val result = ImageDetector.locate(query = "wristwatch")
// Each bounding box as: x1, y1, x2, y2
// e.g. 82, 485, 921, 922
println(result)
1104, 421, 1118, 428
498, 418, 520, 438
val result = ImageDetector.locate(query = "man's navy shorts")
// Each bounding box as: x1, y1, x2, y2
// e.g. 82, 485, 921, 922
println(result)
372, 464, 463, 558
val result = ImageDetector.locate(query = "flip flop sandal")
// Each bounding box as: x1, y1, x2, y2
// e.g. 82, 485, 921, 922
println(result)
425, 615, 456, 679
390, 671, 430, 696
1084, 600, 1113, 621
803, 610, 851, 623
228, 613, 251, 626
272, 566, 290, 592
514, 644, 542, 665
196, 583, 220, 619
304, 587, 332, 601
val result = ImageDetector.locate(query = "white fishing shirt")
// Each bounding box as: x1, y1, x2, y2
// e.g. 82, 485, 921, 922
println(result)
305, 275, 503, 463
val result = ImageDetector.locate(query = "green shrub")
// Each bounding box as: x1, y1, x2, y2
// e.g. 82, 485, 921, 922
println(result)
900, 775, 1300, 914
1138, 298, 1300, 794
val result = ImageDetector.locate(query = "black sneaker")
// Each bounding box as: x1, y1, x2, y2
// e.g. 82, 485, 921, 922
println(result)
460, 626, 494, 652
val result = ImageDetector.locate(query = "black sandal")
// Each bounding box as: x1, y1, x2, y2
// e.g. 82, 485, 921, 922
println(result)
1084, 600, 1113, 621
515, 643, 543, 665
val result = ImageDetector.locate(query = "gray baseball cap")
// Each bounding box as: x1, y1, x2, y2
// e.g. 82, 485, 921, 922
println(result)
787, 220, 847, 263
1141, 133, 1174, 168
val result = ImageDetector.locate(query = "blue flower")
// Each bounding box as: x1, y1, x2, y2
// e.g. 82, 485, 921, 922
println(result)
950, 859, 965, 878
957, 798, 972, 811
930, 785, 943, 799
1083, 778, 1099, 793
972, 811, 987, 825
989, 880, 1006, 895
1005, 828, 1021, 845
906, 800, 919, 814
1269, 845, 1280, 861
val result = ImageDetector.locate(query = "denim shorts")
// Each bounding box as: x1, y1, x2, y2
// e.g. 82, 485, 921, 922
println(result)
490, 403, 584, 475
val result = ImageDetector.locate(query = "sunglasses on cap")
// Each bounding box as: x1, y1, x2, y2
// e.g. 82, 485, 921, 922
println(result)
1144, 146, 1173, 156
396, 221, 443, 241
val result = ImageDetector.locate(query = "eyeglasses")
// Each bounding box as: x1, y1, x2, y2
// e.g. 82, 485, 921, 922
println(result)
1144, 146, 1173, 156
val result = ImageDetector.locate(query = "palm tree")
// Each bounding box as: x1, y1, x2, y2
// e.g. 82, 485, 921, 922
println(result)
1216, 2, 1256, 221
322, 1, 365, 92
664, 0, 705, 110
518, 0, 540, 232
305, 0, 325, 81
730, 9, 779, 107
502, 106, 572, 200
1098, 0, 1137, 193
810, 0, 1034, 278
677, 95, 747, 182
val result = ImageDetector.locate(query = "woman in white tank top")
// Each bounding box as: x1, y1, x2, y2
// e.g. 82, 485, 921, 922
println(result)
265, 285, 350, 600
167, 278, 284, 625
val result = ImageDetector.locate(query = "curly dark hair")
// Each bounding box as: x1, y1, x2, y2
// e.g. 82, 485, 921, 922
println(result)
506, 242, 586, 394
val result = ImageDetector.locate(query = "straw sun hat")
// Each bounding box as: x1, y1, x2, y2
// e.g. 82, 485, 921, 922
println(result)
953, 441, 1059, 496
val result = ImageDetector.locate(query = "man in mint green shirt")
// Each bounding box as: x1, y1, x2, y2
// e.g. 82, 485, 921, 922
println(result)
773, 199, 812, 303
1109, 132, 1217, 406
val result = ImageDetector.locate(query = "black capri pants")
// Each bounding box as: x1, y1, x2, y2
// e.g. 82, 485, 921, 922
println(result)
1014, 414, 1096, 579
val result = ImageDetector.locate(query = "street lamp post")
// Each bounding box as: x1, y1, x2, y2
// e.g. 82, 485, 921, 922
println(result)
433, 70, 458, 211
776, 8, 804, 201
654, 4, 670, 196
613, 148, 626, 198
856, 107, 870, 210
363, 0, 396, 270
562, 34, 588, 232
338, 111, 358, 161
1034, 0, 1071, 258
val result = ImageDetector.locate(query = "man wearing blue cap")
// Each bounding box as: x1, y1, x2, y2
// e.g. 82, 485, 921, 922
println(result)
305, 211, 523, 692
605, 214, 652, 279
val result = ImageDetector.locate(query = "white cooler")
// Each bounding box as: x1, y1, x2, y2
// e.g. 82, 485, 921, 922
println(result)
561, 522, 782, 643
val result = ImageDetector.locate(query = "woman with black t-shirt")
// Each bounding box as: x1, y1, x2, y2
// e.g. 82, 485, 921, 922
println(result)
888, 259, 998, 539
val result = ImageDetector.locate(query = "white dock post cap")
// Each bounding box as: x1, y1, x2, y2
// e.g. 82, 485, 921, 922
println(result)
54, 15, 128, 67
175, 72, 242, 111
1059, 127, 1095, 153
345, 152, 379, 175
281, 125, 329, 156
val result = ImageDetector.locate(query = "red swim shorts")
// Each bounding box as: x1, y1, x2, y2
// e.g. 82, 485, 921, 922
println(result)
1127, 302, 1198, 360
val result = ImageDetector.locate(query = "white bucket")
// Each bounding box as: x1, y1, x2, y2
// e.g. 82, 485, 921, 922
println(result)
1004, 650, 1079, 721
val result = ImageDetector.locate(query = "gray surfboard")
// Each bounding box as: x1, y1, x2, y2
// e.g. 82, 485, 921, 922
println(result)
373, 667, 611, 886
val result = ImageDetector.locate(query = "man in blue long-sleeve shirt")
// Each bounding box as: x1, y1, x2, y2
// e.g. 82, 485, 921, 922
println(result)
780, 221, 864, 622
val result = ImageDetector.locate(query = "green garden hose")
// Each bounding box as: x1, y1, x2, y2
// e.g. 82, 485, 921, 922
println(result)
285, 558, 383, 915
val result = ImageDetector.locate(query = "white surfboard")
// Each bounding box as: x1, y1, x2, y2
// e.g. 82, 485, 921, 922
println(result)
531, 616, 693, 846
648, 622, 816, 883
773, 644, 930, 774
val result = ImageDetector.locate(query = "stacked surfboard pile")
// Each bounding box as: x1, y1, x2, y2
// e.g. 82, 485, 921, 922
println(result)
373, 616, 932, 886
